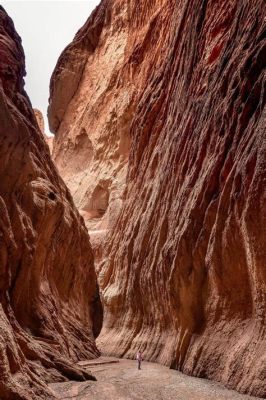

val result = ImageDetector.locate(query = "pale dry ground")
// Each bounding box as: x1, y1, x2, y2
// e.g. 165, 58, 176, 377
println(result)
49, 357, 262, 400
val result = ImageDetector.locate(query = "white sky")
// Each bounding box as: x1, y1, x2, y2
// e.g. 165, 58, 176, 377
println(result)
1, 0, 100, 134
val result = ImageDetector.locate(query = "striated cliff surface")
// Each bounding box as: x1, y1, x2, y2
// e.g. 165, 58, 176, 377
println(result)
49, 0, 266, 397
48, 0, 161, 265
0, 7, 101, 400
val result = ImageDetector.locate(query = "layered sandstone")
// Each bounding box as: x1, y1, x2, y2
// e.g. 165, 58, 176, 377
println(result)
49, 0, 266, 397
0, 7, 101, 400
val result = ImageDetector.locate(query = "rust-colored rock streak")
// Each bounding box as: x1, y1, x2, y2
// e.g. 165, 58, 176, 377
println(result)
0, 7, 101, 400
49, 0, 266, 397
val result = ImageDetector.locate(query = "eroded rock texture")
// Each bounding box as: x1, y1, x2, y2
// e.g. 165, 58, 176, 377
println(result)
0, 7, 101, 399
48, 0, 137, 265
49, 0, 266, 397
34, 108, 54, 154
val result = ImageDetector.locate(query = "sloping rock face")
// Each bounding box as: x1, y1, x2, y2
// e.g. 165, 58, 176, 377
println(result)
49, 0, 266, 397
0, 7, 101, 400
34, 108, 45, 134
34, 108, 54, 154
48, 0, 137, 265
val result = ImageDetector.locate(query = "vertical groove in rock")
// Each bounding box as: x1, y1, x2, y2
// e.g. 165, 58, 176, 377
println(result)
0, 7, 101, 399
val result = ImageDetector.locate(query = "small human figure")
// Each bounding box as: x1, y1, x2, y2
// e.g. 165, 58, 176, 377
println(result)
136, 351, 142, 370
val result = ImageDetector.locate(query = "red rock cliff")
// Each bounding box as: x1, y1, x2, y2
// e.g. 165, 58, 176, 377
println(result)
49, 0, 266, 397
34, 108, 54, 154
48, 0, 152, 266
0, 7, 101, 400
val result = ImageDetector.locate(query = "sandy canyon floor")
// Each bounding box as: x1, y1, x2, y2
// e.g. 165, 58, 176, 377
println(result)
49, 357, 261, 400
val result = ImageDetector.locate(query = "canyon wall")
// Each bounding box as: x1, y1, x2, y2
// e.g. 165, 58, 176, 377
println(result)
49, 0, 266, 397
48, 0, 153, 265
0, 7, 101, 400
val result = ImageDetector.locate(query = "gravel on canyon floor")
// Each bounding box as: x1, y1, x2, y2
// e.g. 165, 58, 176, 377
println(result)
49, 357, 261, 400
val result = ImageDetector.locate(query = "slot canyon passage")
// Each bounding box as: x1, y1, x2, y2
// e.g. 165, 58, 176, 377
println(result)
0, 0, 265, 399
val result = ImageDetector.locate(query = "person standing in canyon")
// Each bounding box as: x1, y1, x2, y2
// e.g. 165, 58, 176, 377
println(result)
136, 351, 142, 370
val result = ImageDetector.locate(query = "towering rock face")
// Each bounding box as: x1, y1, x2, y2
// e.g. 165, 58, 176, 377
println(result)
49, 0, 266, 397
49, 0, 141, 265
0, 7, 101, 400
